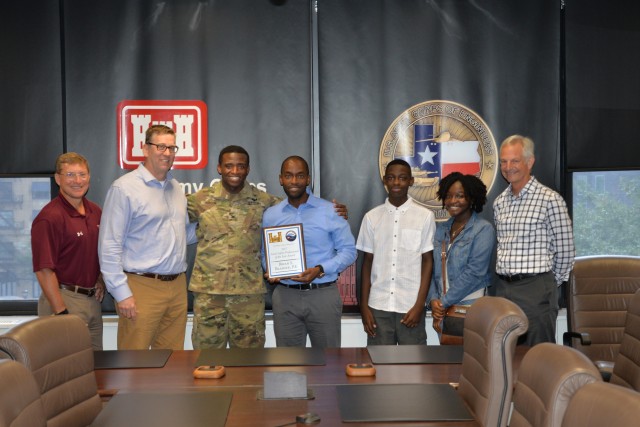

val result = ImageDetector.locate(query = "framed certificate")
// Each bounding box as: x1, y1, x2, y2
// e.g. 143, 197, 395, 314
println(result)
263, 224, 306, 279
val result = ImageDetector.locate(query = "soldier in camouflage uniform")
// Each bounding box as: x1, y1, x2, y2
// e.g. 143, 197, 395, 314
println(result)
187, 146, 280, 348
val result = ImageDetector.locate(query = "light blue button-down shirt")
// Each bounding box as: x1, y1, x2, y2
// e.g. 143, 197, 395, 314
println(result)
261, 188, 356, 284
98, 164, 196, 302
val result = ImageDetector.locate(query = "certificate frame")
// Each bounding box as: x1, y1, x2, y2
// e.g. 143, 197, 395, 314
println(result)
263, 223, 306, 279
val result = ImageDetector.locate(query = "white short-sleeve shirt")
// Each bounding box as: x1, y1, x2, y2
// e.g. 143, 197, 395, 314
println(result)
356, 198, 435, 313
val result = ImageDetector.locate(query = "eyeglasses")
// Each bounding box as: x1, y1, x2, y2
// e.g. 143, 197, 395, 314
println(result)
58, 172, 89, 180
146, 142, 179, 154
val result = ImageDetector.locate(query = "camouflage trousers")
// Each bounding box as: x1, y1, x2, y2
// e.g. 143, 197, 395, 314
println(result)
192, 293, 266, 349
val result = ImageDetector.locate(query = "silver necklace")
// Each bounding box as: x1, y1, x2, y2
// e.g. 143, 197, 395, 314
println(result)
450, 220, 468, 239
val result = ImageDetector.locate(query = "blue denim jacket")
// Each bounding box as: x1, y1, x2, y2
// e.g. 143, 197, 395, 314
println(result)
430, 212, 495, 307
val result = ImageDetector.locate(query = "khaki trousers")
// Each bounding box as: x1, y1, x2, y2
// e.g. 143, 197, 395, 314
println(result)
38, 289, 104, 350
117, 273, 187, 350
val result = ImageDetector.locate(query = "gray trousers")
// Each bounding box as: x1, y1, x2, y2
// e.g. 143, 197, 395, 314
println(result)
272, 284, 342, 348
494, 272, 558, 346
366, 307, 427, 346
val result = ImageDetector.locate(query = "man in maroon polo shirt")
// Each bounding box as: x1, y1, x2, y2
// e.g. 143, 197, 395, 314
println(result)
31, 152, 105, 350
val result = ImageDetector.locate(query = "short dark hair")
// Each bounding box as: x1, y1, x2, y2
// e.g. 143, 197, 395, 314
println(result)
385, 159, 412, 175
145, 125, 175, 145
281, 156, 309, 175
436, 172, 488, 213
218, 145, 250, 165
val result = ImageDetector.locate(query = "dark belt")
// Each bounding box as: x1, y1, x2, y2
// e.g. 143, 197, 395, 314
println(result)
125, 271, 182, 281
59, 283, 96, 297
283, 281, 335, 291
497, 272, 549, 283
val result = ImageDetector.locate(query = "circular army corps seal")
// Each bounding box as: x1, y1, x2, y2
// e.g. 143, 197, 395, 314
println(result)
379, 100, 498, 221
285, 230, 297, 242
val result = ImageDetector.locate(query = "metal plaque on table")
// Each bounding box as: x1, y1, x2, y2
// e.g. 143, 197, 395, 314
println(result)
263, 223, 306, 279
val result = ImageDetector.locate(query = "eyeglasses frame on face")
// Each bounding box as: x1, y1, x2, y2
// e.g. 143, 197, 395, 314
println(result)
145, 142, 179, 154
57, 172, 90, 180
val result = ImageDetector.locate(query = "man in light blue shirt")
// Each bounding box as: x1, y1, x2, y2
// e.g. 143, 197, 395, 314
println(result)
99, 125, 196, 350
262, 156, 356, 348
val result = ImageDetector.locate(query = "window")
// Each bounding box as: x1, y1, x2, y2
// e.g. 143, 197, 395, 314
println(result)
0, 177, 51, 302
0, 211, 14, 230
0, 242, 13, 261
594, 175, 605, 194
572, 170, 640, 257
31, 181, 50, 200
0, 182, 12, 201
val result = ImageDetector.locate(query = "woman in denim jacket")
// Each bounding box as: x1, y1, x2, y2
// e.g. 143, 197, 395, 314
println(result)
430, 172, 495, 326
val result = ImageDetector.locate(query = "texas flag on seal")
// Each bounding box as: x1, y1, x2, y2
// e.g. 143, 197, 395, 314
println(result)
400, 124, 481, 178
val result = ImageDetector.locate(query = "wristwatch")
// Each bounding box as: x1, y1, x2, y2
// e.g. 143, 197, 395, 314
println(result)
315, 265, 325, 278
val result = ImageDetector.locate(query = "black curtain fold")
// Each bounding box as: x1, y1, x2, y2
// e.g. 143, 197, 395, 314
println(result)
1, 2, 63, 174
565, 0, 640, 170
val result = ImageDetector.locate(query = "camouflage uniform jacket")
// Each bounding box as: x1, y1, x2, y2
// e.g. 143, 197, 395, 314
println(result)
187, 182, 280, 295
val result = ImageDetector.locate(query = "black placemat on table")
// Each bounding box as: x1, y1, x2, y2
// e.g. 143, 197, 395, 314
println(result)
337, 383, 473, 422
93, 349, 172, 369
366, 344, 463, 364
90, 390, 232, 427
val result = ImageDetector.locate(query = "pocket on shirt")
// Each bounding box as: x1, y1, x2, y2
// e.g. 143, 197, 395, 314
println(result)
400, 229, 421, 251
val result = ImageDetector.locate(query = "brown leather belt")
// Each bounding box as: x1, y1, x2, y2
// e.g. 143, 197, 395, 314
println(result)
125, 271, 182, 281
59, 283, 96, 297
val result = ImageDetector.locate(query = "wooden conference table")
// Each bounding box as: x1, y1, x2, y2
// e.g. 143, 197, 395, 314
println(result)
94, 347, 478, 427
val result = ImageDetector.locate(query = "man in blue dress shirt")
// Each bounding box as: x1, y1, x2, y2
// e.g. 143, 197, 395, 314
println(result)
99, 125, 196, 350
262, 156, 356, 348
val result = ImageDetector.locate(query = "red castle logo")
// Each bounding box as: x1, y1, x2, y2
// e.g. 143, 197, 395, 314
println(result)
117, 100, 208, 169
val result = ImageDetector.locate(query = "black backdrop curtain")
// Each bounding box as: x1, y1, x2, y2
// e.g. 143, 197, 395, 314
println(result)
3, 0, 561, 224
1, 1, 62, 173
565, 0, 640, 171
62, 0, 312, 205
318, 0, 561, 233
4, 0, 563, 303
4, 0, 640, 313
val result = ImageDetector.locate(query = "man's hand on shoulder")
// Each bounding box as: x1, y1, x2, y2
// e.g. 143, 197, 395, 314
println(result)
332, 199, 348, 220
